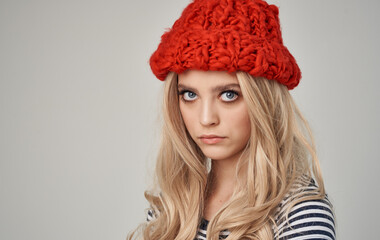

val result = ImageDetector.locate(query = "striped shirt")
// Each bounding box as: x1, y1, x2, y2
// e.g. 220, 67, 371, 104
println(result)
146, 176, 336, 240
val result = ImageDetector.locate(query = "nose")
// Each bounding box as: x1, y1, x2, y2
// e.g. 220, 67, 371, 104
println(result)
199, 99, 219, 126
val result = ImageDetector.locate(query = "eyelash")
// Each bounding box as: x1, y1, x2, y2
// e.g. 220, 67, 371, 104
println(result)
178, 89, 240, 103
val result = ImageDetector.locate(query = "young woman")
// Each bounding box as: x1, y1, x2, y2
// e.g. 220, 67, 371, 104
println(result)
128, 0, 336, 239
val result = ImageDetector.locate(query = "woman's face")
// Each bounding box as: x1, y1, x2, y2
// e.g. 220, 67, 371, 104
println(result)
178, 70, 251, 162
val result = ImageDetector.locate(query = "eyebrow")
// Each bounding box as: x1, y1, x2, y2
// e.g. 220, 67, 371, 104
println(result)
177, 83, 241, 92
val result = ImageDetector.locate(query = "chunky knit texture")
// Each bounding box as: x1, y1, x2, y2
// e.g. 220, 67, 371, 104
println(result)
149, 0, 301, 90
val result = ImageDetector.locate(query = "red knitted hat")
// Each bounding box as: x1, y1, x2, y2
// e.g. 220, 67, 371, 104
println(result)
149, 0, 301, 90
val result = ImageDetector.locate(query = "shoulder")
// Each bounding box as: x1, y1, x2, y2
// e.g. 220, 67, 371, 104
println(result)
273, 175, 336, 240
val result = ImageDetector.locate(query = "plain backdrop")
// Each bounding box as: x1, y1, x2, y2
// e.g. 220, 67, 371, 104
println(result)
1, 0, 379, 239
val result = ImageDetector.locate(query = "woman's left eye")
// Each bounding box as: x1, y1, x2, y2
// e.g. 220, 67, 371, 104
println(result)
221, 91, 238, 102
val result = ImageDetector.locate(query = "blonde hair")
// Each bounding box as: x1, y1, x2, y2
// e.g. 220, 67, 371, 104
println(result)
127, 71, 328, 240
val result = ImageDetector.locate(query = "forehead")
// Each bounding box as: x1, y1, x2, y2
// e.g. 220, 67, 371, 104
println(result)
177, 70, 238, 86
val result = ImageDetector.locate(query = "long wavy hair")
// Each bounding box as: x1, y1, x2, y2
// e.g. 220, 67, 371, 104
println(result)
127, 70, 327, 240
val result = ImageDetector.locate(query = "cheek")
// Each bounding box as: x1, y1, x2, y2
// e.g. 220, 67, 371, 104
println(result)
224, 105, 251, 139
179, 104, 196, 133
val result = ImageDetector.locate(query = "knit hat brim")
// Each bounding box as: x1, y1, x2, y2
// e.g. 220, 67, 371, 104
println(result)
150, 28, 300, 90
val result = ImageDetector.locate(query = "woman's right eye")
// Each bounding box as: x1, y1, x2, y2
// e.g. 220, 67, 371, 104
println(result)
179, 91, 197, 102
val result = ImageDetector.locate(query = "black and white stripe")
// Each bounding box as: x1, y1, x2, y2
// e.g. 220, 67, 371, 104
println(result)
273, 176, 336, 240
146, 176, 336, 240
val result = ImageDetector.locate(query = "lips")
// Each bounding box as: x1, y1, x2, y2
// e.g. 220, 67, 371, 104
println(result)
199, 134, 226, 144
199, 134, 224, 138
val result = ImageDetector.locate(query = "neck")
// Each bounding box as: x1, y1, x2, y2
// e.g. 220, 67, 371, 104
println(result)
208, 154, 240, 198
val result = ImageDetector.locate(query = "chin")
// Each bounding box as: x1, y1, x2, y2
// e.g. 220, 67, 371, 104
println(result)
200, 148, 233, 161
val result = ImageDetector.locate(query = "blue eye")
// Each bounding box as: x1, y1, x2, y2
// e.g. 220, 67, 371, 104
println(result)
221, 91, 238, 102
182, 91, 197, 101
178, 89, 239, 103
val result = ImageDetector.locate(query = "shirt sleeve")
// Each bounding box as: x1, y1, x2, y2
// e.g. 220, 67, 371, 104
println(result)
274, 195, 336, 240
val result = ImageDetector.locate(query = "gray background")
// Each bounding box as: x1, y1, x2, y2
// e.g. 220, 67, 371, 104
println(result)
1, 0, 379, 239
